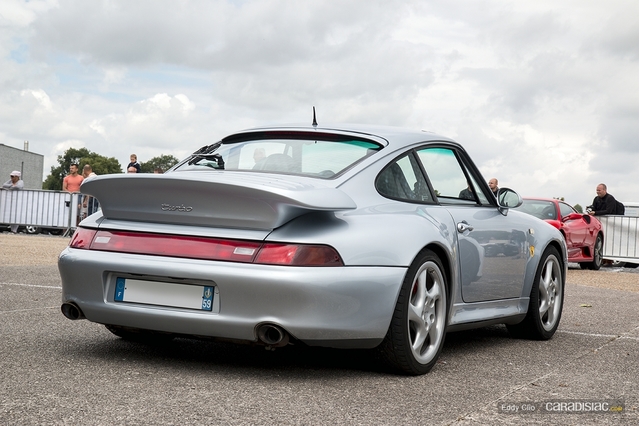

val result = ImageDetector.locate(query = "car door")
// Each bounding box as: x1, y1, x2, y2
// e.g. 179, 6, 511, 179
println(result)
414, 147, 528, 303
559, 202, 588, 253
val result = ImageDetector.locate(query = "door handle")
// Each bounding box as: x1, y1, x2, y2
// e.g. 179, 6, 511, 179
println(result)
457, 221, 474, 233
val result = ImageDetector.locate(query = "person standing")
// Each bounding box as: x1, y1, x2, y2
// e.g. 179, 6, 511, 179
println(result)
63, 164, 84, 226
488, 178, 499, 197
127, 154, 141, 173
1, 171, 24, 233
82, 164, 97, 181
63, 164, 84, 193
458, 184, 474, 200
81, 165, 98, 218
588, 183, 617, 216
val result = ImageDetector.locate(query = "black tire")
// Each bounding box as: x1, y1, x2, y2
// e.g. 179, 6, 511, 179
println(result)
379, 249, 448, 375
507, 246, 564, 340
584, 235, 603, 270
105, 324, 174, 343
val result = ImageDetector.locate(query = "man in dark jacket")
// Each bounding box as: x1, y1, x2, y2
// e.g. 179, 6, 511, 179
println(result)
589, 183, 617, 216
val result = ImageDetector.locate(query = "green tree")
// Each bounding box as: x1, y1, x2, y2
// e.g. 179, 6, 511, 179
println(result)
43, 148, 122, 190
140, 154, 180, 173
574, 204, 583, 213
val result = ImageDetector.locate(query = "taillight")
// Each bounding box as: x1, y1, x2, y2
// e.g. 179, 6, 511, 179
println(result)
87, 230, 261, 263
69, 228, 98, 249
69, 227, 343, 266
255, 244, 343, 266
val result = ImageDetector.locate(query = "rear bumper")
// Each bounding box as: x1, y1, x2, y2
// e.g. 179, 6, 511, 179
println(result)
58, 248, 406, 348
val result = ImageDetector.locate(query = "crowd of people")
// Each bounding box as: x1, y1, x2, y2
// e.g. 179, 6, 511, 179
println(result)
2, 153, 165, 233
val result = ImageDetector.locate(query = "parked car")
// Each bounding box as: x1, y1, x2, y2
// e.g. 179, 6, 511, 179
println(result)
58, 124, 567, 375
515, 198, 603, 270
1, 224, 64, 235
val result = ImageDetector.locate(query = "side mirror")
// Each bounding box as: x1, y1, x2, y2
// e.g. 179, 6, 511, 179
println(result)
563, 212, 583, 221
496, 188, 523, 215
562, 212, 591, 224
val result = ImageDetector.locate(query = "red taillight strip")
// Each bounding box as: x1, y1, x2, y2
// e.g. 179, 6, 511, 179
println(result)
86, 230, 261, 263
69, 228, 343, 266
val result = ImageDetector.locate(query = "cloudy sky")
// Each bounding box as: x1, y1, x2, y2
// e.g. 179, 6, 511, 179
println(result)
1, 0, 637, 207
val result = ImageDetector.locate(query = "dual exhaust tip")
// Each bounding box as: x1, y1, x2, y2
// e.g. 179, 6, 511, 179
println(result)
61, 303, 290, 348
257, 323, 289, 348
61, 302, 85, 320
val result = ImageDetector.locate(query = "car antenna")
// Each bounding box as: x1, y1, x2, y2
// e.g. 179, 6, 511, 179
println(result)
312, 106, 318, 127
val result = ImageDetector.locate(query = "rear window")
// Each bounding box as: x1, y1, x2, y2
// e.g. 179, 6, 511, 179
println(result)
176, 135, 382, 178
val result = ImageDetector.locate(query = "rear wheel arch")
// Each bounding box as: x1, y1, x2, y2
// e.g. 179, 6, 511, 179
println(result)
393, 243, 453, 318
416, 243, 453, 295
380, 246, 452, 375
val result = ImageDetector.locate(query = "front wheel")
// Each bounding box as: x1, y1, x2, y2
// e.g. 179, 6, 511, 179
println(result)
507, 246, 564, 340
379, 249, 448, 375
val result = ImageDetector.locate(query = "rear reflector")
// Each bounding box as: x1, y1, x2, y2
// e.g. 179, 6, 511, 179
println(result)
69, 228, 343, 266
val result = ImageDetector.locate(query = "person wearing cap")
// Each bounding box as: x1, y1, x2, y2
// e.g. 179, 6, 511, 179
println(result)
2, 171, 24, 233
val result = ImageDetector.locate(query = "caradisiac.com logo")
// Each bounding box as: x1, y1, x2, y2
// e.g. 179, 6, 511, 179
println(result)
498, 400, 624, 414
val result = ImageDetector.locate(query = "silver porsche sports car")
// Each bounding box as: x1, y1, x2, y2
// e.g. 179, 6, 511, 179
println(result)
59, 123, 567, 375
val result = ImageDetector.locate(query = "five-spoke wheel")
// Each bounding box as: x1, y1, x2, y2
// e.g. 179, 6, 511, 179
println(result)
508, 246, 564, 339
380, 249, 448, 375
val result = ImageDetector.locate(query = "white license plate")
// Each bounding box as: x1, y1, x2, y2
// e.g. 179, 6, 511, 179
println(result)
114, 277, 214, 311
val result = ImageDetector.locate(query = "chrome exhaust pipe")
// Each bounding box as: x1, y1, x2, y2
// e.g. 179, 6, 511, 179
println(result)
257, 324, 289, 347
61, 302, 85, 320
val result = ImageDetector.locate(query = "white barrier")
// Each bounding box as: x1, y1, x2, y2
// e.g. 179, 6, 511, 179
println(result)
599, 215, 639, 264
0, 189, 82, 233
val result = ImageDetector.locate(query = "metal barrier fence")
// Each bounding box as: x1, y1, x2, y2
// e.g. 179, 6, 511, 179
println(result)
0, 189, 99, 235
3, 191, 638, 263
599, 215, 639, 264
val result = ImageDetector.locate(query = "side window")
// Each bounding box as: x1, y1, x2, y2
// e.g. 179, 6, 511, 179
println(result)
461, 164, 492, 205
376, 154, 431, 202
559, 202, 575, 218
415, 147, 485, 204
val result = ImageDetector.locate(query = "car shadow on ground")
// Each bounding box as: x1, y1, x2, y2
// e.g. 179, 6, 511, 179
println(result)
56, 324, 519, 377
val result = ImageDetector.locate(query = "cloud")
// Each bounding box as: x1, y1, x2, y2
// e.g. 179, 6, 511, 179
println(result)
0, 0, 637, 207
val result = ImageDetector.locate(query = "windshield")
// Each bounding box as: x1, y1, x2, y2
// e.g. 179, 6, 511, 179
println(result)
176, 135, 382, 178
517, 200, 557, 220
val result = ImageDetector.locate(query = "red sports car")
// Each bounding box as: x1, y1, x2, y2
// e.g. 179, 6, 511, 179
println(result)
516, 198, 603, 270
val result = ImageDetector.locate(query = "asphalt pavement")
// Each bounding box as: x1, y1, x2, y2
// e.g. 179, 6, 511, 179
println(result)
0, 235, 637, 425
